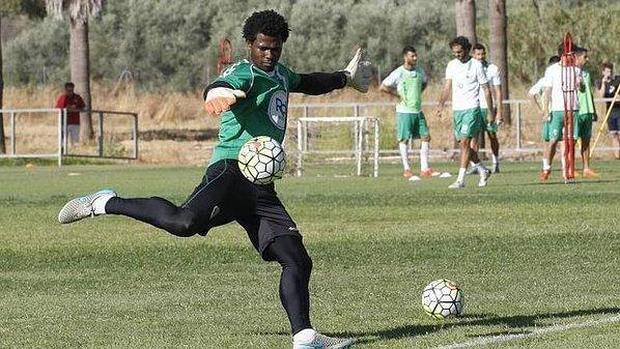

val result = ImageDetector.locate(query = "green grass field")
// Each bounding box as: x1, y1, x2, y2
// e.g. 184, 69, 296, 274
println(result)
1, 161, 619, 348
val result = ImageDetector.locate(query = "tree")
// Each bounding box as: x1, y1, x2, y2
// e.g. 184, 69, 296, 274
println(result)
455, 0, 476, 45
46, 0, 105, 142
0, 15, 5, 154
0, 0, 44, 153
489, 0, 510, 124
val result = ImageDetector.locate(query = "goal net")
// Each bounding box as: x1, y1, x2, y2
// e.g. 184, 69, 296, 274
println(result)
285, 117, 380, 177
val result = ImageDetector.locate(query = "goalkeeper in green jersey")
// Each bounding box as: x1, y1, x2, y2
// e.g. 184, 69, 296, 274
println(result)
59, 10, 371, 349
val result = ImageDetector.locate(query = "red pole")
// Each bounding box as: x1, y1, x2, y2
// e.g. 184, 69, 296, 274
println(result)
561, 33, 576, 181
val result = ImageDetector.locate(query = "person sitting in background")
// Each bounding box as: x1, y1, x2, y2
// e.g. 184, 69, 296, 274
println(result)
55, 82, 85, 144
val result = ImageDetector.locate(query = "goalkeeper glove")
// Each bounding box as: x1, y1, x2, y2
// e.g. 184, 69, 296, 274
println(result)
204, 87, 246, 117
344, 48, 372, 93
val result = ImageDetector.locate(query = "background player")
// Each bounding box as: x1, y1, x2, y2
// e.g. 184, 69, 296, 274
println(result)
58, 10, 371, 349
574, 47, 598, 177
435, 36, 493, 189
471, 43, 503, 173
540, 45, 582, 181
529, 56, 563, 173
596, 62, 620, 160
380, 46, 433, 180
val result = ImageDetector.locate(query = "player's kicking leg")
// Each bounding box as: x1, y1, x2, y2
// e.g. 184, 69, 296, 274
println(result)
58, 159, 235, 237
238, 181, 354, 349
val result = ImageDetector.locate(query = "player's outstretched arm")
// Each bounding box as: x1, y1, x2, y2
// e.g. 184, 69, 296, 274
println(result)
344, 48, 372, 93
292, 47, 372, 96
203, 86, 246, 117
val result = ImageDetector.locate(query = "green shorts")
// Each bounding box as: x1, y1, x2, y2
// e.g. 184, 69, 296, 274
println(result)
396, 112, 429, 141
480, 108, 498, 134
453, 108, 483, 140
542, 111, 565, 141
574, 113, 593, 140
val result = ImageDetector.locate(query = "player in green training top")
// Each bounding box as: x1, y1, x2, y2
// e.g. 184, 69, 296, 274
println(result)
574, 46, 599, 178
57, 10, 371, 349
380, 46, 434, 180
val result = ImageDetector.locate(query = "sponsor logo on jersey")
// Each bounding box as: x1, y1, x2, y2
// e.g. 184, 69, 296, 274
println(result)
268, 90, 288, 130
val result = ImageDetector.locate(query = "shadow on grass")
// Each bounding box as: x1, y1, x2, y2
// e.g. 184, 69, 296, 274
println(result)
337, 306, 620, 345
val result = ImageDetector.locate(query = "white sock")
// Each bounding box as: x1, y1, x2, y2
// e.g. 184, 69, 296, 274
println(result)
92, 195, 113, 215
543, 158, 551, 171
492, 154, 499, 165
399, 143, 410, 171
293, 328, 316, 343
473, 162, 487, 170
420, 141, 430, 171
457, 167, 467, 182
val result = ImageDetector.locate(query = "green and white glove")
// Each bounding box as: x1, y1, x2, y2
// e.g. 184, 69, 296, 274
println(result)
344, 48, 372, 93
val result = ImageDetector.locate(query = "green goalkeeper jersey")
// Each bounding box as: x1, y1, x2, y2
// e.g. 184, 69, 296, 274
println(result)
209, 59, 301, 165
382, 65, 427, 113
578, 69, 596, 116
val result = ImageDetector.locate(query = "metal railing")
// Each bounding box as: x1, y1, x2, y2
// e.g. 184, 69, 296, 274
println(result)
289, 98, 619, 157
0, 108, 138, 166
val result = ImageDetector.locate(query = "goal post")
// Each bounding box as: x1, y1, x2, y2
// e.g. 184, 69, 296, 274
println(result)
292, 116, 380, 177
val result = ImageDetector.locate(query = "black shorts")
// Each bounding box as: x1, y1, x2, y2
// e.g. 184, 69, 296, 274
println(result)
608, 108, 620, 133
182, 159, 301, 260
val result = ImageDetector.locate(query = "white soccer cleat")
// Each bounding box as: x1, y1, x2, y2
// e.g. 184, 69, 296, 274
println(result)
293, 332, 355, 349
478, 168, 491, 187
58, 189, 117, 224
465, 165, 478, 175
408, 175, 422, 182
448, 180, 465, 189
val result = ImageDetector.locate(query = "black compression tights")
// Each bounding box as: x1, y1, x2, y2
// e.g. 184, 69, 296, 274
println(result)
105, 197, 204, 237
106, 197, 313, 335
265, 235, 313, 335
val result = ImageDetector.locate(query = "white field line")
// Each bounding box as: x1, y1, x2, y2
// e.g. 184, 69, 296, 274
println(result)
433, 313, 620, 349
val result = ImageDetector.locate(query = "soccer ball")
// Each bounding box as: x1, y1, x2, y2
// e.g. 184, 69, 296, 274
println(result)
422, 279, 464, 319
238, 136, 286, 185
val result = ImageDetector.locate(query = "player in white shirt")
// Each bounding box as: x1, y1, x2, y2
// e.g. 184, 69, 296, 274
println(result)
471, 44, 503, 173
540, 46, 583, 181
529, 56, 562, 177
435, 36, 494, 189
381, 46, 433, 180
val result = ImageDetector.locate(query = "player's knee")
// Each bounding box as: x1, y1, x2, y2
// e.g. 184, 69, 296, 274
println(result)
167, 210, 200, 237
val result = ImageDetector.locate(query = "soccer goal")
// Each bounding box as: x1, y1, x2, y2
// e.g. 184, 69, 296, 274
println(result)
291, 116, 380, 177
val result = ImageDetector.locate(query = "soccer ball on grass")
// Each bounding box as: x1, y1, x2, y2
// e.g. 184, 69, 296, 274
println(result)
238, 136, 286, 185
422, 279, 464, 319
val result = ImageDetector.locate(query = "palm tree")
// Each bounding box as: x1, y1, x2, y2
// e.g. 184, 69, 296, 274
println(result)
455, 0, 477, 45
46, 0, 106, 142
489, 0, 511, 124
0, 16, 6, 153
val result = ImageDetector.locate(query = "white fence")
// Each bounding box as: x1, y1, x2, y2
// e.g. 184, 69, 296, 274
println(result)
0, 108, 138, 166
289, 98, 619, 157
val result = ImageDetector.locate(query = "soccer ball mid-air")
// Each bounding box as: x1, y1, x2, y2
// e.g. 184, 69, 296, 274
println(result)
422, 279, 464, 319
238, 136, 286, 185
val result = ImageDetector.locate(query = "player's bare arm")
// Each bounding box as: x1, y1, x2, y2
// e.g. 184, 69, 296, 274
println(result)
435, 79, 451, 118
494, 83, 503, 123
481, 83, 494, 123
379, 84, 399, 98
530, 93, 543, 113
542, 87, 551, 120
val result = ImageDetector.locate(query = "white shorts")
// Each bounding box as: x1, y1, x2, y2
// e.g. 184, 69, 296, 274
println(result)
66, 124, 80, 143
